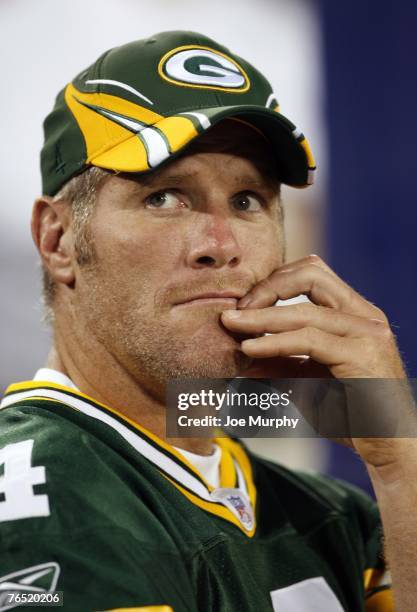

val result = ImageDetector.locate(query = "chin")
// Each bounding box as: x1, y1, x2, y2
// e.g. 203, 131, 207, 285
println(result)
172, 318, 251, 378
179, 342, 252, 379
126, 313, 252, 385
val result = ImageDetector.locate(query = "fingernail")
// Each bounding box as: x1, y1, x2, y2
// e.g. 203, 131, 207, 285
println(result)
223, 310, 242, 319
241, 339, 256, 348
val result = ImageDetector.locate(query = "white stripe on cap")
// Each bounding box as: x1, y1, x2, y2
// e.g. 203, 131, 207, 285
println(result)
179, 111, 211, 130
86, 79, 154, 106
139, 128, 170, 167
307, 169, 316, 184
265, 93, 277, 108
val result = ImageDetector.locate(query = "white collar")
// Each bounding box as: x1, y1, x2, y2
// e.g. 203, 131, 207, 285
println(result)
34, 368, 79, 390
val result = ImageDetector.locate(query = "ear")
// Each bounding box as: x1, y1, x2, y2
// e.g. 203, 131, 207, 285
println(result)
31, 196, 75, 287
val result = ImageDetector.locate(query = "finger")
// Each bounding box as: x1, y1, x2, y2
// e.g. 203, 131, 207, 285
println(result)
274, 254, 339, 278
222, 303, 385, 338
240, 327, 359, 367
239, 356, 307, 378
238, 261, 385, 320
238, 255, 337, 310
239, 355, 330, 379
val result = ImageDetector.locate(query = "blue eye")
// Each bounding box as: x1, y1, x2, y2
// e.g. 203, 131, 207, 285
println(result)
233, 192, 262, 212
145, 191, 186, 209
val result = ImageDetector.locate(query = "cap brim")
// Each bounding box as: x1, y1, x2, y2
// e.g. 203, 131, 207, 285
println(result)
90, 105, 316, 188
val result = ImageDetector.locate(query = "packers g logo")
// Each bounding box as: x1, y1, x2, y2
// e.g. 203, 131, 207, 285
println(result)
158, 45, 250, 92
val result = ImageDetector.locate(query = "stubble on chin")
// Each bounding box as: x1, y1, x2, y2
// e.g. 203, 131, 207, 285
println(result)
118, 314, 252, 383
78, 267, 251, 387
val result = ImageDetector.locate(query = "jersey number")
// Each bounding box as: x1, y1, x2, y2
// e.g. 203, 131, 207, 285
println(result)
270, 577, 344, 611
0, 439, 50, 522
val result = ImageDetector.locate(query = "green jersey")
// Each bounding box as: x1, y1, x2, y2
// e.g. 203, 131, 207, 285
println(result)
0, 380, 392, 611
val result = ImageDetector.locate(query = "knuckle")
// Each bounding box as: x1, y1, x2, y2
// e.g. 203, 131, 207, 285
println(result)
293, 302, 314, 321
293, 302, 307, 314
306, 254, 328, 271
306, 261, 321, 273
305, 262, 327, 281
369, 317, 392, 338
303, 326, 318, 345
374, 308, 389, 324
367, 302, 389, 322
307, 253, 322, 264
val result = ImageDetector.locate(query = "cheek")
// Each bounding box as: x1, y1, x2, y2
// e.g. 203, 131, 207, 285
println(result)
92, 216, 181, 276
242, 222, 284, 270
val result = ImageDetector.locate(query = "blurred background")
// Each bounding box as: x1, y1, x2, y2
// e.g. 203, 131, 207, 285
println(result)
1, 0, 416, 495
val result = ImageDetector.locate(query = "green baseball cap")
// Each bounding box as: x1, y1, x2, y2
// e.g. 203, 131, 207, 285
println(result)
41, 30, 316, 196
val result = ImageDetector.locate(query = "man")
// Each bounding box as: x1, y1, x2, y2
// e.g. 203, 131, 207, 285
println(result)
0, 30, 415, 611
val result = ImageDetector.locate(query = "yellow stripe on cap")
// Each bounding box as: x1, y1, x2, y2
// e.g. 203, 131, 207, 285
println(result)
65, 83, 164, 170
65, 85, 130, 161
64, 85, 204, 173
299, 136, 316, 170
155, 116, 199, 153
91, 132, 150, 171
66, 83, 162, 128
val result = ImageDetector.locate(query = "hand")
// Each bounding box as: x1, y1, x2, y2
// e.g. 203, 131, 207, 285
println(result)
222, 255, 405, 379
221, 255, 415, 469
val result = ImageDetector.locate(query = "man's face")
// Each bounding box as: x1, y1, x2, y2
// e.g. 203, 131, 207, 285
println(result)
73, 120, 284, 391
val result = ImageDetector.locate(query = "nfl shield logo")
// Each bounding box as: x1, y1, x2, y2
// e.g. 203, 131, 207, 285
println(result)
211, 488, 254, 531
227, 494, 253, 526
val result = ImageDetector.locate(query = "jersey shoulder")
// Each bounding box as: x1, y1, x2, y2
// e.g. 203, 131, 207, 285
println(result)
0, 402, 176, 551
0, 403, 197, 610
249, 449, 381, 557
250, 448, 378, 518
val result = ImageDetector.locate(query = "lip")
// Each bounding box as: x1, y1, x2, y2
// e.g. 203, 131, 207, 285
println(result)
174, 291, 244, 307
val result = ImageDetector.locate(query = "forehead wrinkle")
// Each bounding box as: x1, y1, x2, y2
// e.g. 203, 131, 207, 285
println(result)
118, 147, 279, 192
151, 172, 199, 185
233, 175, 267, 186
117, 169, 199, 190
147, 170, 278, 191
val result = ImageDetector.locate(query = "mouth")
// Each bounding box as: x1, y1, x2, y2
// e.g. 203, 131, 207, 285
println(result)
173, 291, 244, 308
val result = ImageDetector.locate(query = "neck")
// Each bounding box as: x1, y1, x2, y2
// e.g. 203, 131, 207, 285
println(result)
47, 320, 214, 456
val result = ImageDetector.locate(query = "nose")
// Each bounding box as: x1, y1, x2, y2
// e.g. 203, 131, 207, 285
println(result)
186, 214, 242, 269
